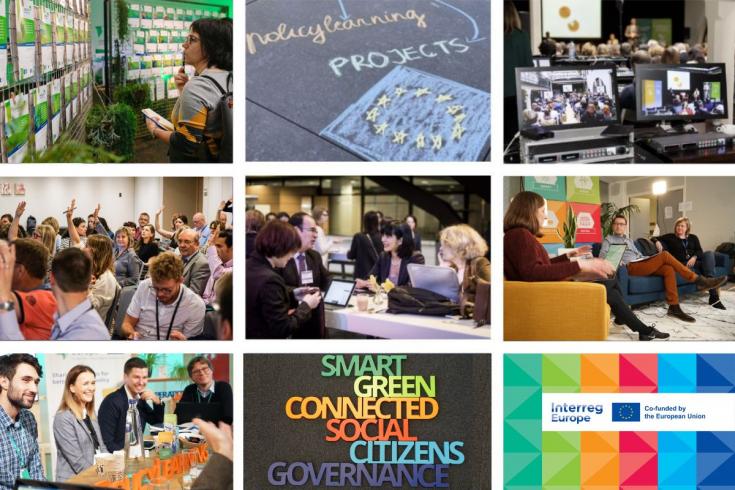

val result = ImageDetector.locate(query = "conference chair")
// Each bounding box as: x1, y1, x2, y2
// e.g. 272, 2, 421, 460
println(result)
113, 285, 138, 339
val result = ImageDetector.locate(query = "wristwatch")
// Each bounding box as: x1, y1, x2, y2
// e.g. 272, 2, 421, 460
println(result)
0, 301, 14, 312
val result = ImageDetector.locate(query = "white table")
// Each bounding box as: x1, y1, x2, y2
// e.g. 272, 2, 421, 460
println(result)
325, 296, 491, 339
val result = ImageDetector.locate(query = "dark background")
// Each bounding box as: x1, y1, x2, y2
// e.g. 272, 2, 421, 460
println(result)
514, 0, 687, 43
246, 0, 491, 161
244, 354, 492, 489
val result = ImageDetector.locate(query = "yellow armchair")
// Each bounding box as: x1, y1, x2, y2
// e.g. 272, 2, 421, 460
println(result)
504, 281, 611, 340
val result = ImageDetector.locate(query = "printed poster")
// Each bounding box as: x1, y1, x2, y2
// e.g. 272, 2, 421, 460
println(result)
41, 2, 53, 74
55, 8, 65, 68
65, 12, 73, 65
566, 176, 601, 204
127, 57, 141, 81
505, 354, 735, 489
538, 200, 566, 244
51, 79, 61, 142
524, 176, 566, 201
569, 202, 602, 243
33, 85, 49, 152
5, 93, 30, 163
0, 0, 7, 88
64, 74, 71, 124
15, 0, 35, 79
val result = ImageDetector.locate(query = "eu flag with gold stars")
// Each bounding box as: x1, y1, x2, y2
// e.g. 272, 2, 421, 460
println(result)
321, 66, 490, 161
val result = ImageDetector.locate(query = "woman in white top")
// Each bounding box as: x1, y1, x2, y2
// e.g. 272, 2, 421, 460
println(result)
86, 234, 120, 325
312, 206, 332, 267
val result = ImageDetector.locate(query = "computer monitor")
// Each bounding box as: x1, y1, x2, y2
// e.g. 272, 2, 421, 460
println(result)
516, 65, 620, 131
635, 63, 728, 122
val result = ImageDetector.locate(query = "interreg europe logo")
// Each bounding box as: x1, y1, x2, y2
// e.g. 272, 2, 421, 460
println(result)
550, 402, 603, 424
612, 403, 641, 422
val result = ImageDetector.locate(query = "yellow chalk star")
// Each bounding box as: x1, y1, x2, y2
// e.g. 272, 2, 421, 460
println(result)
431, 135, 443, 150
394, 86, 407, 97
373, 122, 389, 135
415, 87, 431, 98
454, 113, 467, 123
365, 108, 380, 122
452, 123, 466, 141
446, 105, 464, 116
376, 94, 391, 108
392, 131, 407, 144
415, 132, 426, 149
436, 94, 453, 103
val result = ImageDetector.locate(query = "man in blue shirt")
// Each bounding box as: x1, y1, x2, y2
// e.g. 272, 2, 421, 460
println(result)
192, 212, 211, 248
0, 354, 45, 489
0, 243, 110, 340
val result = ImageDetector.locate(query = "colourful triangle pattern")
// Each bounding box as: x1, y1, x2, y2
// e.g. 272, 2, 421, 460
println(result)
542, 354, 580, 393
505, 354, 543, 387
581, 354, 619, 393
696, 354, 735, 393
658, 354, 696, 393
621, 452, 658, 485
620, 354, 657, 393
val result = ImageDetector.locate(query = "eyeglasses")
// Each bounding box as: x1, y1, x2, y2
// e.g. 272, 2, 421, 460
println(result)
149, 285, 176, 295
613, 222, 627, 226
186, 35, 200, 44
191, 366, 211, 376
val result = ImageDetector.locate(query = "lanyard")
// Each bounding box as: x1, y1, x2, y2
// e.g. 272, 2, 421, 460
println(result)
196, 389, 213, 404
681, 238, 689, 258
7, 427, 27, 470
155, 292, 184, 340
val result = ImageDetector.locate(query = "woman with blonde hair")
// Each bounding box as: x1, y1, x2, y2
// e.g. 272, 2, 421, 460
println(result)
85, 234, 120, 323
53, 365, 107, 481
114, 226, 142, 287
438, 224, 490, 317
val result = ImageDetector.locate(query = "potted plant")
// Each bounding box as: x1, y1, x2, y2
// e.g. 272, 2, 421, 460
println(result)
600, 202, 640, 239
557, 205, 577, 256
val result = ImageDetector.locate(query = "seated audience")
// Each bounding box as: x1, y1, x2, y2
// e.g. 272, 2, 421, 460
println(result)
178, 228, 211, 296
600, 214, 726, 322
114, 227, 142, 286
135, 223, 160, 264
155, 207, 188, 249
0, 244, 110, 340
246, 209, 265, 259
653, 217, 728, 310
246, 220, 321, 338
85, 234, 120, 324
192, 212, 211, 247
203, 228, 233, 306
356, 221, 426, 289
121, 252, 205, 340
9, 239, 56, 339
504, 191, 669, 341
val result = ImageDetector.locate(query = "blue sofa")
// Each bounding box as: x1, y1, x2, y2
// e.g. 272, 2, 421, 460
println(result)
592, 242, 731, 306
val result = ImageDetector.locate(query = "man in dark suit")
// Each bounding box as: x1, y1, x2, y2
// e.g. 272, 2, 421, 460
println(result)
98, 357, 165, 452
282, 213, 332, 338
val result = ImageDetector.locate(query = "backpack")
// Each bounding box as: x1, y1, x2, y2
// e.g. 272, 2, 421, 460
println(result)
635, 238, 658, 256
387, 287, 459, 316
201, 72, 233, 163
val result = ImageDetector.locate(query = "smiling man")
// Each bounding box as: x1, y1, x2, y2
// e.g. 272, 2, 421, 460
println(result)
0, 354, 45, 489
98, 357, 165, 452
120, 252, 205, 340
174, 356, 233, 425
178, 228, 211, 297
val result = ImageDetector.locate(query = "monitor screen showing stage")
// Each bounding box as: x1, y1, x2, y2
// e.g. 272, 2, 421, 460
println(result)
516, 66, 619, 130
635, 64, 728, 121
542, 0, 601, 39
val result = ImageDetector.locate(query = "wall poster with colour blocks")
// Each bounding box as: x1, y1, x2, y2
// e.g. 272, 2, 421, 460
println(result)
504, 353, 735, 489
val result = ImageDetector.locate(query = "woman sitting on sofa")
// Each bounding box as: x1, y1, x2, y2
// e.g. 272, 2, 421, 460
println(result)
504, 191, 670, 341
654, 217, 728, 310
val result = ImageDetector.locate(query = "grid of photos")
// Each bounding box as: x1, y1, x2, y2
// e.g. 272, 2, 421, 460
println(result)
0, 0, 235, 488
4, 0, 735, 489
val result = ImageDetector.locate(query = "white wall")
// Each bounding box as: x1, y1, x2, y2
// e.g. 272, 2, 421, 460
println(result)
0, 178, 137, 230
0, 177, 231, 232
605, 176, 735, 250
202, 177, 233, 222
